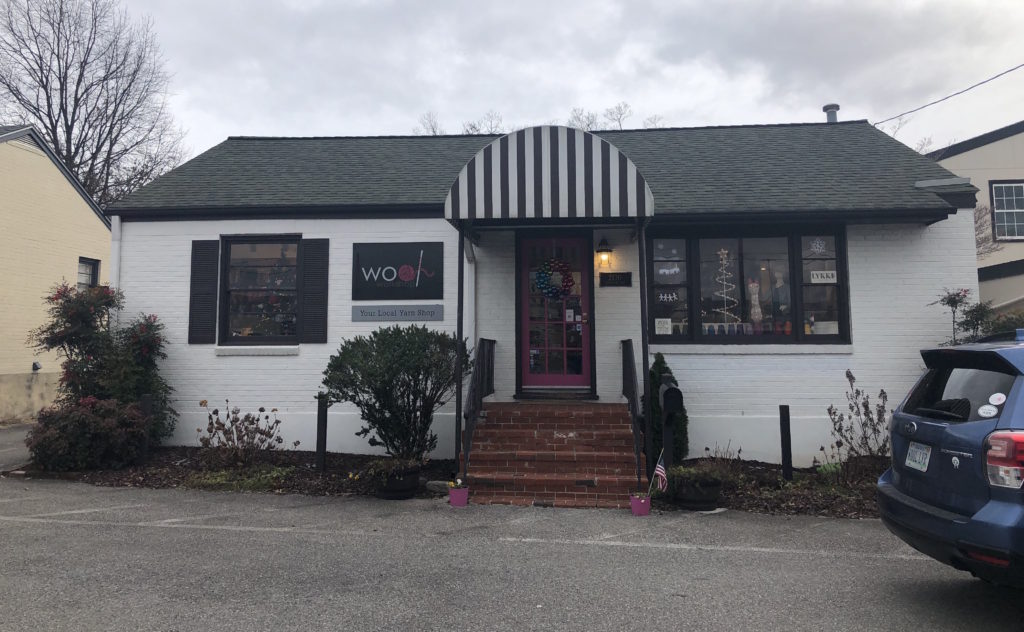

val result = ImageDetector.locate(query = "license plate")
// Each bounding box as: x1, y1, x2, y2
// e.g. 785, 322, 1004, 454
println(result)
905, 441, 932, 472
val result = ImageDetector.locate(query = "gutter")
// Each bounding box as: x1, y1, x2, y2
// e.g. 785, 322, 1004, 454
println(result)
914, 177, 978, 209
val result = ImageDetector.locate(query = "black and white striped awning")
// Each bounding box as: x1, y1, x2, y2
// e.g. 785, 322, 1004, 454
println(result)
445, 125, 655, 220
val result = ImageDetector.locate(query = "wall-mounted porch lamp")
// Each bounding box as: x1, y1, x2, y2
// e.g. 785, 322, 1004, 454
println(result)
596, 237, 613, 268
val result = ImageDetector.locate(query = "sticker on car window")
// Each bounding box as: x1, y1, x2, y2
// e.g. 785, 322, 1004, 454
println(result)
978, 404, 999, 418
989, 393, 1007, 406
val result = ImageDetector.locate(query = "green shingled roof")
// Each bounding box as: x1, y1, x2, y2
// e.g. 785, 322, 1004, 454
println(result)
110, 120, 960, 215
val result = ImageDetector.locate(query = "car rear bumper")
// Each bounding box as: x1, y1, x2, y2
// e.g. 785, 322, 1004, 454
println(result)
877, 469, 1024, 585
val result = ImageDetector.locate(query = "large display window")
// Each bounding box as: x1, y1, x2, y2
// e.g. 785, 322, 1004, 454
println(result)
647, 228, 849, 344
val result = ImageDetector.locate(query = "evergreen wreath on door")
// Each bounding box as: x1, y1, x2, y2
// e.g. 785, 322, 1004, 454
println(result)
535, 258, 575, 299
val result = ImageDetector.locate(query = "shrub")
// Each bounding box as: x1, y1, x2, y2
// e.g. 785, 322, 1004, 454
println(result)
196, 400, 297, 468
26, 398, 150, 471
28, 282, 176, 442
931, 288, 973, 345
826, 370, 891, 460
987, 311, 1024, 336
667, 464, 723, 491
322, 325, 471, 461
361, 457, 423, 487
645, 352, 688, 463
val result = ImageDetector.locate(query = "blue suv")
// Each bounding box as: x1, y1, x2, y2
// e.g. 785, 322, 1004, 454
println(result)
878, 333, 1024, 586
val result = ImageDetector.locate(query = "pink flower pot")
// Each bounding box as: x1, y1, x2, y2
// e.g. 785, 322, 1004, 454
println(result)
630, 495, 650, 516
449, 487, 469, 507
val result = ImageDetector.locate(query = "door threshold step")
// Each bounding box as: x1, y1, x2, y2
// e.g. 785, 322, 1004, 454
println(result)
515, 390, 599, 401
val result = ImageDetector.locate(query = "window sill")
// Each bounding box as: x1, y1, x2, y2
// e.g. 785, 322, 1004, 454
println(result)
214, 346, 300, 356
651, 344, 853, 355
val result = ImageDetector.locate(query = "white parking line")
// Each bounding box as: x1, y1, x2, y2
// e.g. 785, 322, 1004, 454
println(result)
499, 536, 928, 561
0, 497, 45, 504
0, 512, 925, 563
136, 514, 238, 525
19, 504, 148, 518
0, 514, 383, 537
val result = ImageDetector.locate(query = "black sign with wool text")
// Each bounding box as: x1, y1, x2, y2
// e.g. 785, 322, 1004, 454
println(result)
352, 242, 444, 300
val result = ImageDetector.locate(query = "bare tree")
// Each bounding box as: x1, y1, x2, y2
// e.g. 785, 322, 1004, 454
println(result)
643, 114, 666, 129
0, 0, 184, 206
914, 136, 934, 154
413, 111, 445, 136
461, 110, 504, 134
875, 115, 909, 140
602, 102, 632, 130
975, 205, 1003, 258
566, 107, 598, 131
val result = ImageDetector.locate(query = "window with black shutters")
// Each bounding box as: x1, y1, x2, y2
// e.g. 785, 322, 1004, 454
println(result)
189, 235, 329, 346
221, 237, 300, 344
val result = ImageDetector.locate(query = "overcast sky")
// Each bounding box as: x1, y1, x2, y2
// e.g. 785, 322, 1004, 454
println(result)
130, 0, 1024, 158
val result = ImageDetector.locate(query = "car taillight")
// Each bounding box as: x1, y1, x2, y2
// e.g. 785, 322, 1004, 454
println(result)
986, 431, 1024, 489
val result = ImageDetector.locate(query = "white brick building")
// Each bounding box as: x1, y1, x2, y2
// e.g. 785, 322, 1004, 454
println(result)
108, 119, 977, 467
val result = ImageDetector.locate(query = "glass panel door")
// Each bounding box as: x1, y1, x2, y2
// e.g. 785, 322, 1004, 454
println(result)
520, 236, 591, 388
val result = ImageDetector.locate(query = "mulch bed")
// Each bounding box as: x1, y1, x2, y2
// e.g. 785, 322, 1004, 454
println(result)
43, 447, 457, 498
18, 448, 884, 518
653, 458, 883, 519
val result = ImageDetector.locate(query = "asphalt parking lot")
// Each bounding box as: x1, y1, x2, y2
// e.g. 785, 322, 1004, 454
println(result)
0, 477, 1020, 632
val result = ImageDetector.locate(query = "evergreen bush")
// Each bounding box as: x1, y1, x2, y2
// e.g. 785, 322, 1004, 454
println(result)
322, 325, 471, 462
646, 352, 688, 463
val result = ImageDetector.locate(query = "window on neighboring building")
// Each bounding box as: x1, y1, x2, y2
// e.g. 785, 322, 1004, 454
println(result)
77, 257, 99, 291
220, 238, 300, 343
992, 181, 1024, 239
647, 228, 849, 344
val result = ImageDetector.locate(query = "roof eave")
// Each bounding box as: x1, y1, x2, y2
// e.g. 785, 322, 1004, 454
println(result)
109, 202, 445, 221
1, 126, 109, 229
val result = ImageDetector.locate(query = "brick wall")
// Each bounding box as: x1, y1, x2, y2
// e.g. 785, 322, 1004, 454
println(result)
118, 210, 976, 464
657, 212, 978, 465
118, 217, 462, 457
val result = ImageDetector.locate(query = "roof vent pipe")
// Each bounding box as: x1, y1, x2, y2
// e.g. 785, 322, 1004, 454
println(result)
823, 103, 840, 123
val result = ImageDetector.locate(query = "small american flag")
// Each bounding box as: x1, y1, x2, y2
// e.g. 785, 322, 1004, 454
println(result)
653, 454, 668, 492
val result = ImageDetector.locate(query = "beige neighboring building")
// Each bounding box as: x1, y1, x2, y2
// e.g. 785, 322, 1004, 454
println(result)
0, 125, 109, 421
930, 120, 1024, 312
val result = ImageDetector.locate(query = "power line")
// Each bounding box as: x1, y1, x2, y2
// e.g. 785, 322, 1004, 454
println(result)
873, 62, 1024, 126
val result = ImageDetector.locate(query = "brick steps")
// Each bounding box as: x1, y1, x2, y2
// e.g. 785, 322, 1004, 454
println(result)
465, 402, 644, 509
470, 450, 639, 476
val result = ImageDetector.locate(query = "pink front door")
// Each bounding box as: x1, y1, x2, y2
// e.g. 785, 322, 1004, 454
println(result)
520, 236, 592, 389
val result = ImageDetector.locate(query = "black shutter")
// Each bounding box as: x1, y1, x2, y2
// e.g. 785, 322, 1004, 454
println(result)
300, 238, 329, 343
188, 240, 220, 344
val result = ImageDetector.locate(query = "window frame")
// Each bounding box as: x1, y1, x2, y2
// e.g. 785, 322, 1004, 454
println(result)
77, 257, 99, 291
218, 234, 304, 346
989, 180, 1024, 241
646, 225, 850, 345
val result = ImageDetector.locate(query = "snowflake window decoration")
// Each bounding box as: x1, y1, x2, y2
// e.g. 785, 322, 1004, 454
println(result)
809, 238, 827, 256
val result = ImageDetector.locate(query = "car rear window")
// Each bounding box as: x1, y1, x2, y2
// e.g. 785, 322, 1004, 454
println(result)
905, 367, 1016, 422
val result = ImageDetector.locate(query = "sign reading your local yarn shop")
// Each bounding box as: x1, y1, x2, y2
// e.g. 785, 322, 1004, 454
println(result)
352, 305, 444, 322
352, 242, 444, 300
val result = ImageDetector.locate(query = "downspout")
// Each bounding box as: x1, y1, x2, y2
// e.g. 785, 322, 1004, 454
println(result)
109, 214, 122, 290
637, 217, 654, 479
455, 221, 465, 468
109, 214, 123, 326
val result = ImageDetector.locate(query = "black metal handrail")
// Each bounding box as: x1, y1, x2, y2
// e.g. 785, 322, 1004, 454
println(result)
621, 339, 645, 491
462, 338, 496, 474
